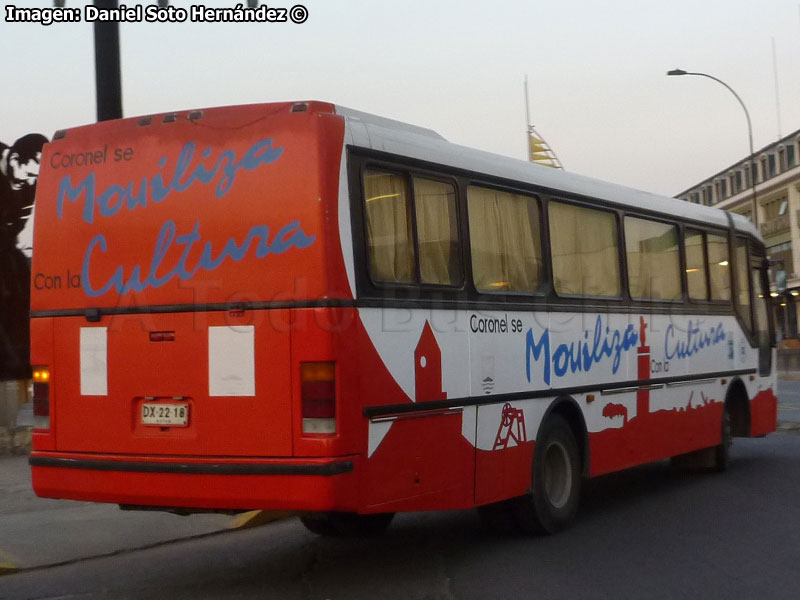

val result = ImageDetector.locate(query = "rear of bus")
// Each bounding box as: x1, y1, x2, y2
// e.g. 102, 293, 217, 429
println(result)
29, 101, 363, 512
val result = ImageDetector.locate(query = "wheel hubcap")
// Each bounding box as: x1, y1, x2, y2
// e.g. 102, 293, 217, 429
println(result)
544, 440, 572, 509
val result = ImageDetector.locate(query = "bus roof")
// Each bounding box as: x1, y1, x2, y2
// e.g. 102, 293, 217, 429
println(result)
335, 104, 761, 240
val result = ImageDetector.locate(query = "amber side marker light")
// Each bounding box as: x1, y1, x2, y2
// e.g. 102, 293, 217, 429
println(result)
301, 362, 336, 434
32, 367, 51, 430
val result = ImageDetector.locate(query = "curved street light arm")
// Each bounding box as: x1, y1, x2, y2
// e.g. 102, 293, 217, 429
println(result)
667, 68, 758, 226
681, 71, 754, 158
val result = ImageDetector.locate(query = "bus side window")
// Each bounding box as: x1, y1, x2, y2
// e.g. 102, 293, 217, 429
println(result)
549, 201, 620, 297
624, 216, 681, 300
684, 228, 708, 300
734, 237, 753, 331
751, 249, 774, 374
364, 170, 416, 283
707, 233, 731, 301
413, 177, 462, 286
467, 186, 543, 293
752, 264, 771, 346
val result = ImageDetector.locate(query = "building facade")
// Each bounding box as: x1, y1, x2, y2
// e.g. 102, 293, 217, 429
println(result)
676, 127, 800, 340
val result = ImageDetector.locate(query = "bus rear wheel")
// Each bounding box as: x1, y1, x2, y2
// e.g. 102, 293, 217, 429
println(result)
672, 403, 733, 471
300, 511, 394, 537
512, 415, 581, 535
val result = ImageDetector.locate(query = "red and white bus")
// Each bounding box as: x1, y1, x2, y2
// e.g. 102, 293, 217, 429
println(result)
29, 101, 777, 534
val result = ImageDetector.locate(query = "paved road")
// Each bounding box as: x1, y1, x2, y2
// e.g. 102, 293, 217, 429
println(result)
778, 378, 800, 424
2, 431, 800, 600
0, 454, 231, 570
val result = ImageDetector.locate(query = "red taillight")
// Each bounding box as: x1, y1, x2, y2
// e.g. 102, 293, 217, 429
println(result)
301, 362, 336, 434
32, 366, 50, 430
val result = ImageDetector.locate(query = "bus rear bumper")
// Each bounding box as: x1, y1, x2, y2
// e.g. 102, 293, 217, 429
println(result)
29, 452, 361, 512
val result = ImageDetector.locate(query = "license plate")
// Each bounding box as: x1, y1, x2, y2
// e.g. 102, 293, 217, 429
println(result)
141, 403, 189, 427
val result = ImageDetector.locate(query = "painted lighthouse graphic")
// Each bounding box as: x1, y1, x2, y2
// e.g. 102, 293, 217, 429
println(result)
636, 316, 650, 417
602, 317, 651, 425
414, 321, 447, 402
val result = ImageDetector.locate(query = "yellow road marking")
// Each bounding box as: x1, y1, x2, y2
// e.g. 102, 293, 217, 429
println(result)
0, 549, 19, 575
229, 510, 295, 529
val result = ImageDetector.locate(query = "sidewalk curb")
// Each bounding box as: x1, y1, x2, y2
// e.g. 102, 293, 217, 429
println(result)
0, 526, 238, 577
0, 512, 298, 577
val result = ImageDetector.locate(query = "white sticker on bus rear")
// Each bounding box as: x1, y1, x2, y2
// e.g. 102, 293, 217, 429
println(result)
208, 326, 255, 397
80, 327, 108, 396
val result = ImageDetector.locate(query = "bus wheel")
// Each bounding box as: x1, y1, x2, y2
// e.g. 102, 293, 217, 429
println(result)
512, 415, 581, 535
712, 404, 733, 472
300, 512, 394, 537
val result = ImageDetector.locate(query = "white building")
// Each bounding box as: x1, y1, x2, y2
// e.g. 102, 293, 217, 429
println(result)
676, 128, 800, 339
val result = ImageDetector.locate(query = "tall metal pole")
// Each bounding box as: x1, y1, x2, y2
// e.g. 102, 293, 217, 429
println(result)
667, 69, 758, 227
94, 0, 123, 121
524, 75, 531, 160
771, 37, 782, 140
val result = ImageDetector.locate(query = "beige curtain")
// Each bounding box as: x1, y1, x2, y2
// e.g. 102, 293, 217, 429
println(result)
685, 229, 708, 300
549, 202, 620, 296
467, 186, 541, 292
414, 178, 459, 285
364, 171, 415, 283
624, 217, 680, 300
707, 234, 731, 300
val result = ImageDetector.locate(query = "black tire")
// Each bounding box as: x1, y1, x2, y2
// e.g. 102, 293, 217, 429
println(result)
712, 404, 732, 472
512, 415, 581, 535
477, 499, 519, 534
300, 512, 394, 537
299, 514, 341, 536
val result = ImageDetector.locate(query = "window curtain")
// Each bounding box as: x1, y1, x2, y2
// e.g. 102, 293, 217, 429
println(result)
467, 187, 541, 292
414, 178, 460, 285
364, 171, 415, 283
685, 230, 708, 300
624, 217, 680, 300
707, 234, 731, 300
549, 202, 620, 296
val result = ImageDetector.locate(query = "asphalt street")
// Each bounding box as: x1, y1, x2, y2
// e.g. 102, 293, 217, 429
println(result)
1, 380, 799, 598
777, 377, 800, 424
1, 436, 800, 598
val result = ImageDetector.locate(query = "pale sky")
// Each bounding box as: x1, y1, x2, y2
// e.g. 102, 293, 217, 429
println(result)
3, 0, 800, 196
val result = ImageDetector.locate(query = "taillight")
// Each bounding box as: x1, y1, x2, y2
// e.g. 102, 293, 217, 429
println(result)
32, 366, 50, 430
301, 362, 336, 434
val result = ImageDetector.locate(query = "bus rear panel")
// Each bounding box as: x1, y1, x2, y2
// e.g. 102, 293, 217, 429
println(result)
31, 102, 369, 512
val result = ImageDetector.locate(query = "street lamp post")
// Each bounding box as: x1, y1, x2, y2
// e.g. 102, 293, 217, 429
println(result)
54, 0, 123, 121
667, 68, 759, 227
94, 0, 122, 121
